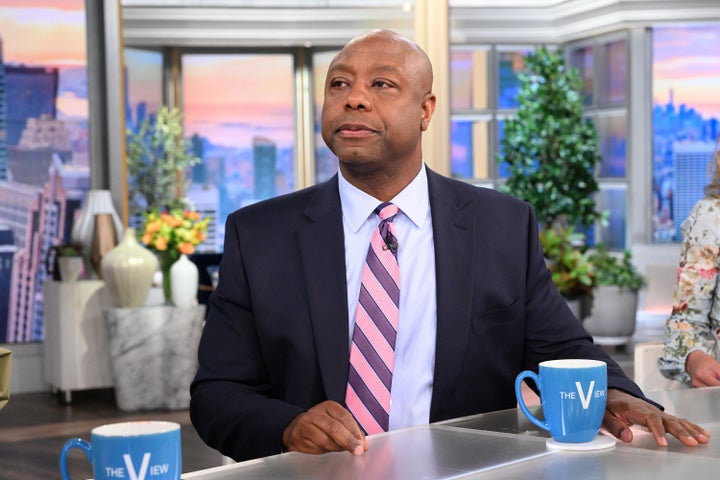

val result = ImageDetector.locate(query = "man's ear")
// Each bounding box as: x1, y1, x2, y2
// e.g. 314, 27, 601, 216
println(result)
420, 93, 436, 131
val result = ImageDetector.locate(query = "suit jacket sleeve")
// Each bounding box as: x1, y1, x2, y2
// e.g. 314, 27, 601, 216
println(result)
189, 208, 305, 462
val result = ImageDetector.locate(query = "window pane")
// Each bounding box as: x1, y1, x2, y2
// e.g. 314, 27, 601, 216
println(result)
498, 50, 530, 109
182, 54, 295, 252
598, 186, 626, 249
597, 39, 626, 104
451, 120, 489, 179
569, 45, 593, 106
496, 119, 511, 178
313, 50, 339, 183
652, 24, 720, 242
451, 49, 489, 110
595, 113, 626, 178
124, 49, 163, 130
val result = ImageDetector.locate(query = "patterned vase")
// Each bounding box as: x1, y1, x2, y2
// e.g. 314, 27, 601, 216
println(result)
101, 228, 159, 308
170, 254, 199, 307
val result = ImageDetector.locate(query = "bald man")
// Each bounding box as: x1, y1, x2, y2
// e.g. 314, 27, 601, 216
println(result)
190, 29, 708, 462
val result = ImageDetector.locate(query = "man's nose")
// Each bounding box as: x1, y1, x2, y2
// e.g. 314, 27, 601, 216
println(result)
344, 85, 370, 111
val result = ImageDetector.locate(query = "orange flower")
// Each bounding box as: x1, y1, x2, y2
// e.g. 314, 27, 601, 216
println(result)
178, 242, 195, 254
154, 236, 168, 251
145, 220, 160, 234
140, 207, 211, 260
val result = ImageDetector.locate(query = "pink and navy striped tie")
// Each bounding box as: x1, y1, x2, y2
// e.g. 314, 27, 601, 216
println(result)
345, 202, 400, 435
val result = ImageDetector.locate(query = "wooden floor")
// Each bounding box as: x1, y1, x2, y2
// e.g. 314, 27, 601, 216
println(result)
0, 389, 224, 479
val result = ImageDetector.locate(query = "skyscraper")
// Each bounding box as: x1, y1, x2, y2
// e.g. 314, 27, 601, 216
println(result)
253, 136, 276, 201
5, 64, 59, 146
672, 141, 716, 240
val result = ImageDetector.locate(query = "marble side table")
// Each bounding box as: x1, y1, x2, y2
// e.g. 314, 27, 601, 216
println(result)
102, 304, 205, 411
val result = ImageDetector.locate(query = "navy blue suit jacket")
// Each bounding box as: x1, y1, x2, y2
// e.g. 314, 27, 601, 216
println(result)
190, 168, 647, 461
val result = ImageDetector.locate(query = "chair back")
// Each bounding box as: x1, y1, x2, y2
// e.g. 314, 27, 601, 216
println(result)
633, 341, 686, 393
0, 347, 11, 410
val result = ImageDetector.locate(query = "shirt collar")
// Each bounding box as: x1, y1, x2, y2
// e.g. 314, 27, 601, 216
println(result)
338, 164, 430, 233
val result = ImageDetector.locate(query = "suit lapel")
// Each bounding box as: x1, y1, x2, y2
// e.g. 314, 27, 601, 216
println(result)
426, 170, 476, 419
297, 177, 350, 402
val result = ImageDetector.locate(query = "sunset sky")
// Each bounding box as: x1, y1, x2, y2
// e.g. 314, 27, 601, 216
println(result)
0, 0, 86, 66
0, 0, 88, 119
652, 25, 720, 119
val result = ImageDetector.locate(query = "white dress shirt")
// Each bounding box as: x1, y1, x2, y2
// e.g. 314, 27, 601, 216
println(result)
338, 165, 437, 430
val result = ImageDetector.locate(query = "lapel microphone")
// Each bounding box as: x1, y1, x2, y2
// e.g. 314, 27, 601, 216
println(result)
383, 234, 398, 255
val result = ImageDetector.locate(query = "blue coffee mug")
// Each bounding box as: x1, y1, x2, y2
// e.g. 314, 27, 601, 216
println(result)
515, 359, 607, 443
59, 420, 181, 480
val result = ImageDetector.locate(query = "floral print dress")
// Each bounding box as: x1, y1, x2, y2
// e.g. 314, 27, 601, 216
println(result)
659, 197, 720, 385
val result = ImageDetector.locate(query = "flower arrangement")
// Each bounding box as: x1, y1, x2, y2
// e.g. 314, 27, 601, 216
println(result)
140, 208, 211, 301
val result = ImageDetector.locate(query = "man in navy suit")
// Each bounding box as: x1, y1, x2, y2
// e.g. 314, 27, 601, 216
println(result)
190, 29, 709, 462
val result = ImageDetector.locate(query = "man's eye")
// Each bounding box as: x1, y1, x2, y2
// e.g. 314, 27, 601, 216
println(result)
330, 79, 347, 88
373, 80, 390, 88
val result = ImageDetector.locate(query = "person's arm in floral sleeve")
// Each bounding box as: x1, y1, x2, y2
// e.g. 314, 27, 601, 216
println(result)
659, 198, 720, 386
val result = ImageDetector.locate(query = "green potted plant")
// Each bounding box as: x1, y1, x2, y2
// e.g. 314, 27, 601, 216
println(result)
497, 46, 608, 313
55, 244, 84, 282
583, 246, 646, 345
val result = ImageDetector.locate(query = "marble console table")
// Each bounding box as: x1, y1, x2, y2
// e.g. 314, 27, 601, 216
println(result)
102, 304, 205, 411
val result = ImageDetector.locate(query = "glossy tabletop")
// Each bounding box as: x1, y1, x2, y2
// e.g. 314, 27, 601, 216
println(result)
183, 387, 720, 479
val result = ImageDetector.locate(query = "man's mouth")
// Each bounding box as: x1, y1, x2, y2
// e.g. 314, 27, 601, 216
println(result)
337, 123, 375, 138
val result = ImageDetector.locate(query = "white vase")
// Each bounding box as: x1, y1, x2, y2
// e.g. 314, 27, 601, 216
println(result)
101, 228, 159, 308
71, 190, 124, 273
170, 254, 199, 308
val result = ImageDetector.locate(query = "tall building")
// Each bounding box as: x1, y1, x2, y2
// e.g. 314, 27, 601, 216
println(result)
186, 182, 220, 252
5, 64, 59, 146
0, 156, 85, 343
672, 141, 716, 240
253, 136, 276, 201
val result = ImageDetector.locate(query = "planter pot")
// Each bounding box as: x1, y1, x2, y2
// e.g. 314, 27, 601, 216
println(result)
57, 257, 84, 282
563, 293, 591, 321
583, 285, 639, 346
102, 304, 205, 411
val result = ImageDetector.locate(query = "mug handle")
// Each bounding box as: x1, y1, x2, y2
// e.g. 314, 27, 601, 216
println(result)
59, 438, 92, 480
514, 370, 550, 432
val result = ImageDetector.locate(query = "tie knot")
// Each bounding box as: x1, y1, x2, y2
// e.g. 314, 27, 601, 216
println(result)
375, 202, 399, 221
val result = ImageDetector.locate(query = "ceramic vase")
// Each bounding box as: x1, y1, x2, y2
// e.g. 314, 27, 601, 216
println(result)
90, 213, 118, 279
101, 228, 159, 308
71, 190, 123, 275
57, 257, 84, 282
169, 254, 199, 307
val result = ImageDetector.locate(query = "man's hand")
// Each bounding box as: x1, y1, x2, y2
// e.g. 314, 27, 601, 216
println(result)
685, 350, 720, 387
602, 389, 710, 447
282, 400, 368, 455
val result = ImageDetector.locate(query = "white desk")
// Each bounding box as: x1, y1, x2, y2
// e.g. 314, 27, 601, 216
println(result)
181, 387, 720, 479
